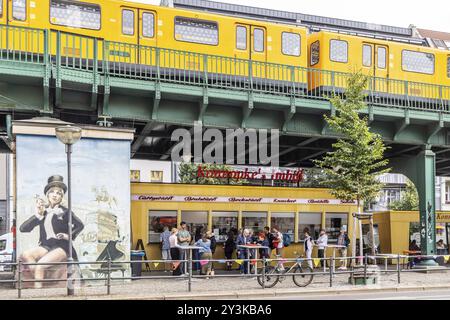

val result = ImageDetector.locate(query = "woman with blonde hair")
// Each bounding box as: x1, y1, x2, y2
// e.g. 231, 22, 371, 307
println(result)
169, 228, 181, 276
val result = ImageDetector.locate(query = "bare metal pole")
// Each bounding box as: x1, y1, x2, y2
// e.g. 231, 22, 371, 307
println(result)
67, 144, 74, 296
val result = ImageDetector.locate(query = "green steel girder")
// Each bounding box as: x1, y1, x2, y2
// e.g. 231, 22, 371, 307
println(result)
391, 148, 437, 256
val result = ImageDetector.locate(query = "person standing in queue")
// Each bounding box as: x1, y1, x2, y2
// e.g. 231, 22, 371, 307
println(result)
169, 228, 181, 276
316, 229, 328, 269
177, 222, 191, 275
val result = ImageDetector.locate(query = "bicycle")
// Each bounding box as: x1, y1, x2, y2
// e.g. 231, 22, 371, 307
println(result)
257, 254, 314, 288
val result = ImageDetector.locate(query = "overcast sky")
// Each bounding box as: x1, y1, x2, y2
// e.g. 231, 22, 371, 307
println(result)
132, 0, 450, 32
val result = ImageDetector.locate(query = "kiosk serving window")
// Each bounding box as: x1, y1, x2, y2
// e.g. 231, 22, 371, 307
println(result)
181, 211, 208, 240
148, 211, 177, 243
242, 212, 267, 233
326, 213, 348, 243
212, 212, 238, 242
299, 212, 322, 241
271, 212, 295, 243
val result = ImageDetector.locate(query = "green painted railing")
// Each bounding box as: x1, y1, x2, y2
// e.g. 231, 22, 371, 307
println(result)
0, 24, 449, 113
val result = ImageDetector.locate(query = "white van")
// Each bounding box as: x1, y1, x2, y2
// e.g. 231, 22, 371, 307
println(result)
0, 233, 13, 271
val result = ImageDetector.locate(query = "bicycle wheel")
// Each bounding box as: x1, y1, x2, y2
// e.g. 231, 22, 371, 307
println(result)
257, 266, 280, 288
292, 266, 314, 287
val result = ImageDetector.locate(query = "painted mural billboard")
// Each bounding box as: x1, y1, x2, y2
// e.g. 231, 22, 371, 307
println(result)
16, 134, 131, 288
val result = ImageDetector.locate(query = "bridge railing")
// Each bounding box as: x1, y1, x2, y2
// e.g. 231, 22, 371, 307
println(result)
0, 24, 46, 64
0, 24, 449, 113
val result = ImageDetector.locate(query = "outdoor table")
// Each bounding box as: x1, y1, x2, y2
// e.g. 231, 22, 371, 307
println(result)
177, 246, 203, 290
237, 245, 270, 276
326, 245, 347, 273
377, 254, 399, 272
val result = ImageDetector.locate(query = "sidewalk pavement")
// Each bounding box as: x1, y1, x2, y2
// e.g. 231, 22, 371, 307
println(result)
3, 267, 450, 300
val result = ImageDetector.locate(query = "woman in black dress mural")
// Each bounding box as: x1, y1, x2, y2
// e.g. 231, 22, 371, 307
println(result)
19, 175, 84, 288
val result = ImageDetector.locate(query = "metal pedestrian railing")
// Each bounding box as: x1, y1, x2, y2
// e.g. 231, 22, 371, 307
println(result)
1, 24, 450, 113
1, 252, 450, 298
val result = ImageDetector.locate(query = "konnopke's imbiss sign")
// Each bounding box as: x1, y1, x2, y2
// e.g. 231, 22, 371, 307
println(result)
131, 195, 356, 205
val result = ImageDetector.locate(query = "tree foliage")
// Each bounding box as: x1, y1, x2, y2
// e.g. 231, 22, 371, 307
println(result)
389, 180, 419, 211
314, 72, 391, 206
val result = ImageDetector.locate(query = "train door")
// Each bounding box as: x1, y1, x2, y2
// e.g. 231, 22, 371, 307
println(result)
0, 0, 6, 25
7, 0, 28, 27
115, 6, 139, 65
233, 24, 267, 79
362, 43, 389, 93
138, 9, 157, 67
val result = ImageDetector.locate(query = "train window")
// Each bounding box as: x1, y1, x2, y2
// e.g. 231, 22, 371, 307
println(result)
50, 0, 101, 30
447, 57, 450, 78
330, 40, 348, 63
12, 0, 26, 21
377, 47, 386, 69
363, 45, 372, 67
142, 12, 155, 38
310, 41, 320, 66
122, 10, 134, 35
236, 26, 247, 50
402, 50, 435, 75
282, 32, 301, 56
174, 16, 218, 46
254, 28, 264, 52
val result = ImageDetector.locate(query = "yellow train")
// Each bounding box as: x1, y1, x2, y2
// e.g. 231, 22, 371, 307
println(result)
0, 0, 449, 105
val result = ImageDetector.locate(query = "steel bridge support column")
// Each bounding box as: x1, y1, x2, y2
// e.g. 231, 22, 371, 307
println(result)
392, 147, 438, 265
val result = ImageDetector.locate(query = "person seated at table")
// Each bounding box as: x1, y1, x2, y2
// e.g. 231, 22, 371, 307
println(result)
255, 232, 270, 261
408, 240, 421, 268
436, 240, 447, 255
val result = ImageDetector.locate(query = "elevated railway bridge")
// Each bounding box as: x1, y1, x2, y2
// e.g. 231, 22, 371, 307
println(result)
0, 24, 448, 257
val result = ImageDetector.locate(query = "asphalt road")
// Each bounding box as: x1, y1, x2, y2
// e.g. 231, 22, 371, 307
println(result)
260, 289, 450, 300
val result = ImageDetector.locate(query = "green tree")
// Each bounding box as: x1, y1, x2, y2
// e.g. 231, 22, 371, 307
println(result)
314, 72, 391, 259
299, 168, 332, 188
389, 180, 419, 211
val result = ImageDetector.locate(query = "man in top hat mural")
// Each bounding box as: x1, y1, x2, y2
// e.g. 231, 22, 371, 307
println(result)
19, 175, 84, 288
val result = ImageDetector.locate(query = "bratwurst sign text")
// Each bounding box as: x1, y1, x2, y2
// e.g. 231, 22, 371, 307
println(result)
132, 195, 356, 205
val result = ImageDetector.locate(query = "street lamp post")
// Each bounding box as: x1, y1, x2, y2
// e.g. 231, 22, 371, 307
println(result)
55, 125, 82, 296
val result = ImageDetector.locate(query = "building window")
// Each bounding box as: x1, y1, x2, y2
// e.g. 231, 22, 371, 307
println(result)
142, 12, 154, 38
242, 212, 267, 234
310, 41, 320, 66
130, 170, 140, 182
330, 39, 348, 63
409, 222, 421, 247
299, 212, 322, 241
50, 0, 101, 30
174, 16, 218, 46
148, 211, 177, 243
433, 39, 448, 50
377, 47, 386, 69
326, 213, 348, 243
211, 212, 238, 242
362, 44, 372, 67
181, 211, 208, 241
282, 32, 301, 56
445, 182, 450, 203
150, 171, 163, 183
0, 1, 3, 18
402, 50, 435, 75
271, 213, 295, 243
13, 0, 26, 21
253, 28, 264, 53
122, 9, 134, 35
236, 25, 247, 50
